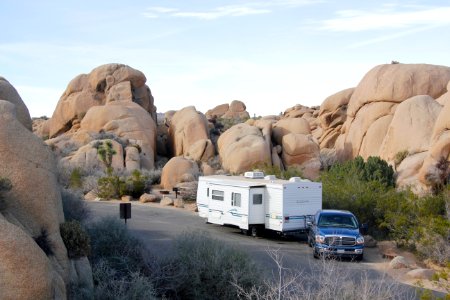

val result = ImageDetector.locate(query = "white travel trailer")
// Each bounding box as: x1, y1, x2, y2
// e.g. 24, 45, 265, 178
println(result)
197, 172, 322, 236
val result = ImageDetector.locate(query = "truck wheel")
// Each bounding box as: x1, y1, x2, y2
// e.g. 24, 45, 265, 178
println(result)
355, 254, 363, 262
251, 226, 258, 237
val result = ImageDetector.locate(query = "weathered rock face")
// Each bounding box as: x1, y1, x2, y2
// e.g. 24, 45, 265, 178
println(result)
336, 64, 450, 161
46, 63, 156, 138
379, 95, 442, 162
418, 97, 450, 188
272, 118, 311, 146
0, 100, 68, 298
218, 123, 271, 174
318, 88, 353, 149
281, 133, 321, 179
160, 156, 199, 189
206, 100, 250, 120
167, 106, 213, 162
0, 77, 32, 130
80, 101, 156, 169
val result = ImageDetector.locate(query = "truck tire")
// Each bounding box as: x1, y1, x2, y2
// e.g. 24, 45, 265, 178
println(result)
355, 254, 363, 262
313, 248, 319, 259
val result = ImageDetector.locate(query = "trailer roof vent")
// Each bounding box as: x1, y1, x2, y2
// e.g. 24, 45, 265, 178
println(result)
289, 177, 302, 182
264, 175, 276, 180
244, 171, 265, 179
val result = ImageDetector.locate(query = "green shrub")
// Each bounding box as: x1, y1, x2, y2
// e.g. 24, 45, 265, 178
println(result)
97, 175, 122, 199
60, 221, 91, 259
34, 228, 54, 256
120, 170, 147, 198
155, 231, 261, 300
61, 189, 90, 222
69, 168, 83, 189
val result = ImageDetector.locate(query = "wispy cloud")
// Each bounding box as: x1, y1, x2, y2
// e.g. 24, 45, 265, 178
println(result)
142, 0, 321, 20
319, 6, 450, 32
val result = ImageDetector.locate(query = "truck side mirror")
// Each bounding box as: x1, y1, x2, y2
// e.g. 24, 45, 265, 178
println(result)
360, 223, 368, 235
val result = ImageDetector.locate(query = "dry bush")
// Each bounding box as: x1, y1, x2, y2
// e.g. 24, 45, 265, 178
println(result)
234, 248, 416, 300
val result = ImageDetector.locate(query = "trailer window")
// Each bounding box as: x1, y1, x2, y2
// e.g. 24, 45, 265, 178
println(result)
211, 190, 224, 201
207, 188, 209, 197
231, 193, 241, 207
253, 194, 263, 205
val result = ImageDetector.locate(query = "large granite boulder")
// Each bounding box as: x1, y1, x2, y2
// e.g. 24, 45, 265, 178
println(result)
167, 106, 213, 161
218, 123, 271, 174
0, 76, 32, 130
160, 156, 199, 189
0, 100, 69, 298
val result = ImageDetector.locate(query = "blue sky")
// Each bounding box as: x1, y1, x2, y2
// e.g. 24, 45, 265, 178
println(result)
1, 0, 450, 117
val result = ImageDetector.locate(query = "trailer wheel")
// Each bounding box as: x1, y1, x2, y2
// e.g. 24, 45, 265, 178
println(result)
241, 229, 250, 236
251, 226, 258, 237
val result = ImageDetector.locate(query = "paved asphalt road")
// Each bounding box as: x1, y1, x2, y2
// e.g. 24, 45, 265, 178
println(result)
87, 200, 419, 297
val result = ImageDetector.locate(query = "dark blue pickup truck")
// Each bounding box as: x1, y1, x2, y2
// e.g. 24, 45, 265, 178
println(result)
307, 209, 367, 261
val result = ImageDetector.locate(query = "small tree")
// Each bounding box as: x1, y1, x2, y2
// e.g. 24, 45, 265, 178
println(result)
96, 140, 116, 175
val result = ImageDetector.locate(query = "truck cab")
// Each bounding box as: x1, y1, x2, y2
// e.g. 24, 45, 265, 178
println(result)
307, 210, 366, 261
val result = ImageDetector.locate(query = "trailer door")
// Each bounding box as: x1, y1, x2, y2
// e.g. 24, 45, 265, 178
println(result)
248, 187, 265, 225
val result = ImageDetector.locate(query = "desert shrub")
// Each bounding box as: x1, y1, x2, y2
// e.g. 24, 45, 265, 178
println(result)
155, 231, 261, 300
92, 261, 156, 300
87, 216, 147, 275
61, 189, 90, 222
319, 148, 338, 171
34, 228, 54, 256
394, 150, 409, 166
253, 163, 303, 180
98, 170, 149, 199
87, 216, 155, 299
235, 249, 415, 300
60, 221, 91, 259
141, 168, 162, 186
60, 142, 80, 157
0, 177, 12, 211
69, 168, 83, 189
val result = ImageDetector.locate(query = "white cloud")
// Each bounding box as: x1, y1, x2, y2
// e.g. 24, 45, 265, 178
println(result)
172, 6, 271, 20
320, 6, 450, 32
142, 1, 321, 20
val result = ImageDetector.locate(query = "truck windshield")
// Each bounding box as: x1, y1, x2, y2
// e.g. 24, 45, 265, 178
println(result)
318, 214, 358, 229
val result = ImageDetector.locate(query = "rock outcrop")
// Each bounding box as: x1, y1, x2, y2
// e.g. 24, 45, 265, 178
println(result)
206, 100, 250, 120
46, 64, 156, 138
336, 64, 450, 161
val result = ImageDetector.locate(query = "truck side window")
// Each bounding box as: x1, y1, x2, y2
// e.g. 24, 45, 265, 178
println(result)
211, 190, 224, 201
253, 194, 263, 205
231, 192, 241, 207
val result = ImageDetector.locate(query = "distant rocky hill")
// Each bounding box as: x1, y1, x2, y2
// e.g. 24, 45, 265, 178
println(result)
31, 63, 450, 194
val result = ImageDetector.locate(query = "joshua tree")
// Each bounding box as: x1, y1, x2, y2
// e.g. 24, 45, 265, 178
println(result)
97, 140, 117, 175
